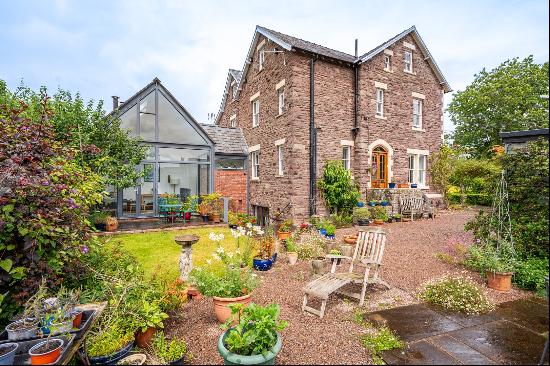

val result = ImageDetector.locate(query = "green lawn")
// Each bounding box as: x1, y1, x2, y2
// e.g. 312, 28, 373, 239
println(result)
105, 227, 238, 281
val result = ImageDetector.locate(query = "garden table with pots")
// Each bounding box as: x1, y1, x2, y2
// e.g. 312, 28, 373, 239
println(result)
325, 254, 352, 274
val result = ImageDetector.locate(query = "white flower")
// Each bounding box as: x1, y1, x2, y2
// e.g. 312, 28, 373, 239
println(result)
246, 222, 253, 229
227, 252, 234, 258
235, 249, 241, 254
206, 259, 212, 265
212, 253, 221, 261
216, 246, 225, 254
231, 229, 241, 239
209, 232, 217, 241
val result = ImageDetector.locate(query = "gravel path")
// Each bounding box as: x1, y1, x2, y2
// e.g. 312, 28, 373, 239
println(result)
166, 209, 530, 365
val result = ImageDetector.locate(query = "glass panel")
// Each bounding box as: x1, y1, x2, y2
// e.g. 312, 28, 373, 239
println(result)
379, 155, 385, 181
140, 164, 154, 215
216, 159, 244, 170
199, 164, 209, 195
158, 147, 210, 162
139, 91, 156, 141
101, 185, 117, 216
158, 92, 208, 145
119, 104, 138, 136
145, 146, 155, 160
122, 186, 137, 215
158, 163, 209, 200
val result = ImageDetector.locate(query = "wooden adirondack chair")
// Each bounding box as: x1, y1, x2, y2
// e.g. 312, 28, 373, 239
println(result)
399, 196, 424, 221
302, 227, 390, 318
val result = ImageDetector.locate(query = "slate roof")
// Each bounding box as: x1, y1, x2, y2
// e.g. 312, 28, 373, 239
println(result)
257, 26, 356, 63
229, 69, 243, 85
200, 124, 248, 156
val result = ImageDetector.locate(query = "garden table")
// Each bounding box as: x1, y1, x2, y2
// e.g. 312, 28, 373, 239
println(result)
325, 254, 351, 274
159, 204, 183, 223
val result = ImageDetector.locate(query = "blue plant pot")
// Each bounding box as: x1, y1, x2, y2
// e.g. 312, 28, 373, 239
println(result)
380, 201, 389, 207
0, 343, 18, 366
319, 228, 327, 236
357, 202, 365, 207
253, 258, 273, 271
411, 184, 418, 188
271, 253, 278, 263
388, 183, 396, 189
368, 202, 377, 207
325, 234, 335, 240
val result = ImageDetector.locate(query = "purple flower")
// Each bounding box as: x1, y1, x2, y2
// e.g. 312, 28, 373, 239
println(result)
80, 245, 89, 254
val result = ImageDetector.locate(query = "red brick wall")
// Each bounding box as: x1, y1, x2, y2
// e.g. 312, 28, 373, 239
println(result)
214, 169, 247, 213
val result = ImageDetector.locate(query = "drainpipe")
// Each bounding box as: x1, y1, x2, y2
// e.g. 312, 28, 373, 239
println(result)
112, 96, 119, 111
309, 56, 317, 216
352, 39, 360, 137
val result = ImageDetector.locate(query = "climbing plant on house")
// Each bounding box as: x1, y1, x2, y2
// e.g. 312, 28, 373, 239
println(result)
317, 160, 360, 215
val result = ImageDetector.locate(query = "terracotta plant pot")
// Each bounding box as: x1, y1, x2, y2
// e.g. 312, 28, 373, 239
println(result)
343, 235, 357, 245
398, 183, 409, 188
29, 339, 63, 365
187, 286, 202, 300
486, 271, 513, 292
210, 213, 221, 223
277, 231, 291, 241
311, 258, 326, 275
373, 219, 384, 225
212, 294, 252, 323
71, 310, 83, 328
135, 326, 156, 348
105, 217, 118, 232
287, 252, 298, 265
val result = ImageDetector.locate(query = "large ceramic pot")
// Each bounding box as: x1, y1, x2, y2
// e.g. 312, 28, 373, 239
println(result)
486, 271, 513, 292
209, 213, 221, 223
135, 326, 156, 348
29, 339, 63, 365
89, 341, 134, 365
339, 245, 353, 258
218, 329, 282, 365
311, 258, 326, 275
0, 343, 18, 365
287, 252, 298, 265
277, 231, 291, 241
357, 219, 369, 226
105, 217, 118, 232
253, 258, 273, 271
380, 201, 390, 207
373, 219, 384, 225
212, 294, 252, 324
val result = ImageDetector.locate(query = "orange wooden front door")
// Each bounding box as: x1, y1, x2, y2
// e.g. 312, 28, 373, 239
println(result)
371, 147, 388, 188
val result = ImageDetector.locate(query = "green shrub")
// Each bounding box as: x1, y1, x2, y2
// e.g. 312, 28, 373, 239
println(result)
149, 332, 188, 363
295, 236, 325, 260
418, 276, 495, 314
513, 257, 549, 295
330, 213, 353, 228
370, 206, 389, 221
361, 325, 404, 365
352, 207, 371, 223
464, 242, 516, 273
189, 265, 259, 298
317, 160, 360, 215
86, 322, 135, 358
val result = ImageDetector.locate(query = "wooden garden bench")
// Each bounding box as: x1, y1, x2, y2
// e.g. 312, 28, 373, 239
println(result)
399, 196, 425, 221
302, 228, 389, 318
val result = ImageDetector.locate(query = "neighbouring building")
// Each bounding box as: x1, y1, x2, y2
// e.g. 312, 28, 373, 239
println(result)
106, 78, 247, 218
499, 128, 549, 154
215, 25, 451, 222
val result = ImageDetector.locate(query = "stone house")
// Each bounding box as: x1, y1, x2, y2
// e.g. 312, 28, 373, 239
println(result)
215, 25, 451, 222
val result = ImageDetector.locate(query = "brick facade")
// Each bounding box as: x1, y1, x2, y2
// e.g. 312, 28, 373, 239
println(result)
214, 169, 247, 213
217, 28, 447, 222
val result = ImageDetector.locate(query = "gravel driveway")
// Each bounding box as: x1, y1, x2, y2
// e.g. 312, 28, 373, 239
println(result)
166, 209, 530, 365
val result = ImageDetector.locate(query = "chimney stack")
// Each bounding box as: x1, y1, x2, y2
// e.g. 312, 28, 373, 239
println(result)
112, 96, 119, 111
355, 39, 358, 57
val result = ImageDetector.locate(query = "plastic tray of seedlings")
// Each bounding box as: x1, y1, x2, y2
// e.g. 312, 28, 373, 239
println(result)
11, 334, 75, 365
0, 309, 96, 344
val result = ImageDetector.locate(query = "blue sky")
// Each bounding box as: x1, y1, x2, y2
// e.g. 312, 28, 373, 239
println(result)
1, 0, 548, 132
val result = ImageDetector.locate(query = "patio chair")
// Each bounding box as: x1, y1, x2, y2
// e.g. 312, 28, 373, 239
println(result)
399, 196, 424, 221
302, 227, 390, 318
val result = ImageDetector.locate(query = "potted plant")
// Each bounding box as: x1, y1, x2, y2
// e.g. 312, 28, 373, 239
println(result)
0, 343, 18, 365
311, 256, 326, 275
198, 202, 209, 222
5, 283, 49, 341
86, 322, 135, 364
393, 213, 402, 222
203, 193, 223, 223
324, 223, 336, 239
90, 211, 109, 231
410, 183, 418, 189
189, 263, 259, 324
105, 216, 119, 232
329, 249, 342, 265
343, 234, 358, 244
286, 236, 298, 266
228, 211, 239, 229
277, 219, 293, 241
218, 303, 288, 365
357, 201, 365, 207
253, 235, 276, 271
28, 338, 64, 365
398, 182, 409, 188
353, 207, 370, 226
388, 179, 396, 189
470, 241, 516, 292
371, 206, 388, 225
134, 300, 168, 348
147, 332, 188, 365
116, 354, 147, 365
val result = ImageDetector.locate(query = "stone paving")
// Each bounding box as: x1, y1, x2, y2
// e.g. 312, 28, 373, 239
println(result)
365, 297, 549, 365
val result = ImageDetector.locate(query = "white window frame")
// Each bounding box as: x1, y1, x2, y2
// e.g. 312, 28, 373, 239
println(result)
277, 145, 284, 175
376, 88, 384, 117
408, 154, 415, 184
258, 45, 265, 71
407, 151, 429, 187
278, 89, 285, 115
251, 151, 260, 179
342, 146, 351, 170
404, 50, 413, 73
384, 54, 392, 71
418, 155, 426, 185
230, 114, 237, 128
252, 99, 260, 127
413, 98, 423, 129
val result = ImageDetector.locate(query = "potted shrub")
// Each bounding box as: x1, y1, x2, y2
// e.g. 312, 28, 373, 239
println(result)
189, 264, 259, 324
203, 193, 223, 223
0, 343, 18, 365
253, 235, 276, 271
198, 201, 209, 219
393, 213, 402, 222
228, 211, 239, 229
470, 242, 516, 292
286, 236, 298, 266
90, 211, 109, 231
277, 219, 293, 241
388, 179, 397, 189
357, 201, 365, 207
218, 303, 288, 365
105, 216, 119, 232
28, 338, 64, 365
353, 207, 370, 226
371, 206, 388, 225
86, 323, 135, 364
324, 223, 336, 239
147, 332, 188, 365
134, 300, 168, 348
5, 283, 49, 341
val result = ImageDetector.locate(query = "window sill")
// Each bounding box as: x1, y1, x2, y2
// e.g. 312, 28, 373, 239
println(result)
375, 115, 387, 120
412, 127, 425, 132
404, 70, 416, 75
384, 68, 394, 73
251, 178, 260, 182
252, 124, 259, 128
276, 113, 285, 118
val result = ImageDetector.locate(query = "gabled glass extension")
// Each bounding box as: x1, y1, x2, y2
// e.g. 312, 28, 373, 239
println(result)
114, 79, 214, 217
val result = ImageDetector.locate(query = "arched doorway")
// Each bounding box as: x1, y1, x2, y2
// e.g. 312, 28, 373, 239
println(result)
371, 146, 388, 188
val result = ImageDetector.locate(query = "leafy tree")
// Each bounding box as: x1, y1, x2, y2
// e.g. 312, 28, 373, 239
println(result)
448, 56, 549, 157
429, 145, 457, 203
0, 80, 147, 189
317, 161, 360, 215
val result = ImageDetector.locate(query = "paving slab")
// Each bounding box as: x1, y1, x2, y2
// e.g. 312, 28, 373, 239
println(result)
383, 340, 460, 365
496, 298, 549, 334
429, 335, 497, 364
365, 304, 462, 342
448, 319, 547, 365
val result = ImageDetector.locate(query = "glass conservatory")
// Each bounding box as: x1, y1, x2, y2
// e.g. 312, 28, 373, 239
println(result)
108, 79, 214, 217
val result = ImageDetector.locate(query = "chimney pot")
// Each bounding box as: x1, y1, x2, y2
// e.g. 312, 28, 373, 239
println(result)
112, 96, 119, 111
